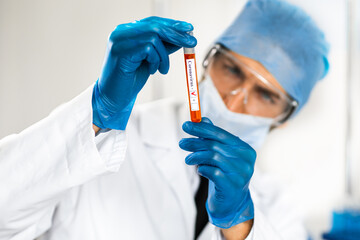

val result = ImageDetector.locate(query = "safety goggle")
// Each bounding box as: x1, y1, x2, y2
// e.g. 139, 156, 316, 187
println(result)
203, 44, 298, 125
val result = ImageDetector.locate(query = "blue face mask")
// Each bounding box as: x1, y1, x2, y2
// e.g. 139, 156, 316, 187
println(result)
199, 76, 272, 150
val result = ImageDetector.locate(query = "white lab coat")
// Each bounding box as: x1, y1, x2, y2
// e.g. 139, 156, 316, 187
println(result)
0, 87, 308, 240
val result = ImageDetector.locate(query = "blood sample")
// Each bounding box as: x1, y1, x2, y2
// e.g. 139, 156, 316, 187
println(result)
183, 31, 201, 122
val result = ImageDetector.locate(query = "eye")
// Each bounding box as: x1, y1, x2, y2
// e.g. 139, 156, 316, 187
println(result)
223, 63, 246, 80
255, 87, 279, 105
260, 91, 274, 103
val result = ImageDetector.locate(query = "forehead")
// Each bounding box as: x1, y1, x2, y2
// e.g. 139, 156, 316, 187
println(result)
226, 50, 287, 94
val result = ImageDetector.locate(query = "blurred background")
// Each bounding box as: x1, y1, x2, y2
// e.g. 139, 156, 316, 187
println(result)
0, 0, 359, 239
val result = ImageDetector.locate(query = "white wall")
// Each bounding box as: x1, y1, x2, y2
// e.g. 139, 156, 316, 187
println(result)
0, 0, 349, 239
347, 0, 360, 204
0, 0, 153, 137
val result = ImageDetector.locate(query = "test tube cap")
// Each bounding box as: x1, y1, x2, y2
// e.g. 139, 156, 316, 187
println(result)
183, 31, 195, 54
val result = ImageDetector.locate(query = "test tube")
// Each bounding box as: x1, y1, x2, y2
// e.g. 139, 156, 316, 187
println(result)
183, 31, 202, 123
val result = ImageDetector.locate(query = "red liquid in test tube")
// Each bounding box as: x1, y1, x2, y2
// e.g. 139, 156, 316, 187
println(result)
183, 32, 202, 122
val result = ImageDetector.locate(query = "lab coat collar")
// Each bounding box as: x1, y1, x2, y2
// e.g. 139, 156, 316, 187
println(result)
137, 98, 184, 149
132, 98, 196, 238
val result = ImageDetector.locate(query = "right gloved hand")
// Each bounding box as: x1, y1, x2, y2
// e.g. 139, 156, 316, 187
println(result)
179, 118, 256, 229
92, 16, 197, 130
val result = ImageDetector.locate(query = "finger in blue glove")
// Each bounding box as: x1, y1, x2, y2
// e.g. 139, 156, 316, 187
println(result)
179, 117, 256, 228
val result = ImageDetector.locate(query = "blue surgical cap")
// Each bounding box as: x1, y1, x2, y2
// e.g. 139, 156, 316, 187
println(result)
216, 0, 330, 115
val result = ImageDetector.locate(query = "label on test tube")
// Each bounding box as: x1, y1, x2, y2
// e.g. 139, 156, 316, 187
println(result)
183, 31, 201, 122
184, 52, 201, 122
185, 59, 200, 111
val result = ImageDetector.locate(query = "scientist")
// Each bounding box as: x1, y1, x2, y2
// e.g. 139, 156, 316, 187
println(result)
0, 0, 329, 239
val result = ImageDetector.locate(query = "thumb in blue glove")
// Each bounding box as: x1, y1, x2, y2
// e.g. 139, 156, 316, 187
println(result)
92, 16, 197, 130
179, 117, 256, 229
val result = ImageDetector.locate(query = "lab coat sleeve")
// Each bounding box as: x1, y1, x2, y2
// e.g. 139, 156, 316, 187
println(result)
0, 86, 127, 240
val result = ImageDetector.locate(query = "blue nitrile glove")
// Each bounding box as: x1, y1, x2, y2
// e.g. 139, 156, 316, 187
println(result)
92, 16, 197, 130
179, 117, 256, 229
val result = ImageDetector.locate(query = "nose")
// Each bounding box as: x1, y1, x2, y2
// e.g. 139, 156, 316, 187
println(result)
223, 87, 249, 114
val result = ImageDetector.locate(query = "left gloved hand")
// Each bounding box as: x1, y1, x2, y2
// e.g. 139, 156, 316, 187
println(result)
179, 117, 256, 229
92, 17, 196, 130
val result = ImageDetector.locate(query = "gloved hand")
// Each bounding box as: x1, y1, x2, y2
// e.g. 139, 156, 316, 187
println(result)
92, 16, 197, 130
179, 117, 256, 229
